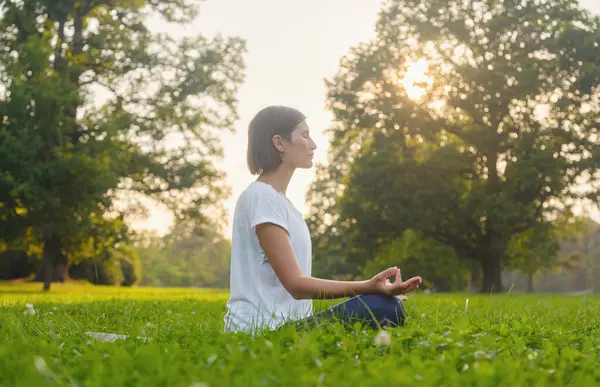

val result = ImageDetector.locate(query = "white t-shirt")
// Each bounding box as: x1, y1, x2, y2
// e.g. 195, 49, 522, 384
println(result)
223, 181, 313, 333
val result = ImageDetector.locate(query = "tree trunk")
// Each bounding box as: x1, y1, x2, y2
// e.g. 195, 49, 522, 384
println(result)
35, 237, 69, 288
38, 235, 66, 292
468, 269, 482, 293
480, 253, 503, 293
55, 250, 69, 282
42, 254, 52, 292
526, 273, 534, 293
594, 250, 600, 295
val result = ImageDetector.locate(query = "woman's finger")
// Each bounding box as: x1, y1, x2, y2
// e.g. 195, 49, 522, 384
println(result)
379, 266, 398, 280
398, 276, 422, 293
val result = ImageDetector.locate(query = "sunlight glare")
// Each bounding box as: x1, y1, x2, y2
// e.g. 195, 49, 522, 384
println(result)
428, 98, 446, 113
400, 59, 432, 100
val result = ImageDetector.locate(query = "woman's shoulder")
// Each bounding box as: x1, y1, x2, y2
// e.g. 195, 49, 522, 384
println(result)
233, 181, 290, 229
241, 181, 281, 200
236, 181, 282, 209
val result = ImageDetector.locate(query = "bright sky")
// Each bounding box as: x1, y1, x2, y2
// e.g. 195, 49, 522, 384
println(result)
130, 0, 600, 239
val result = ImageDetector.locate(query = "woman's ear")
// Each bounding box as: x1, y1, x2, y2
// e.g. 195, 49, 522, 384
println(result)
272, 134, 285, 153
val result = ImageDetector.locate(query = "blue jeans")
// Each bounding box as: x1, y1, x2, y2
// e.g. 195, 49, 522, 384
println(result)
295, 294, 406, 329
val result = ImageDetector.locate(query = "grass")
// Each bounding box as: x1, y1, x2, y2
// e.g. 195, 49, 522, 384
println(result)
1, 281, 600, 386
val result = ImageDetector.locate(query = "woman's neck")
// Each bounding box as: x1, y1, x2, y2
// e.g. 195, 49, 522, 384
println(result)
257, 165, 295, 195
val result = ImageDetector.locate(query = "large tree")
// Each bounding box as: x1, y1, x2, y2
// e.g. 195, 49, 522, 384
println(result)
0, 0, 245, 290
307, 0, 600, 292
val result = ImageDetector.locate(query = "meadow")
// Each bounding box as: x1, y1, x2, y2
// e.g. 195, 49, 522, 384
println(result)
1, 281, 599, 387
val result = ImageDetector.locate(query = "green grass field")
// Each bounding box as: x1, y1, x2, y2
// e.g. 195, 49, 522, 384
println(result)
1, 282, 599, 387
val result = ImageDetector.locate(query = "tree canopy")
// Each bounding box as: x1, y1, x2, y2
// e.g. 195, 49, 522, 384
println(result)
307, 0, 600, 292
0, 0, 246, 290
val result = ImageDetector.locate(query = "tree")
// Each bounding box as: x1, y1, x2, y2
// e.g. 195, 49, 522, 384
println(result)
136, 218, 231, 288
557, 216, 600, 293
68, 243, 141, 286
307, 0, 600, 292
504, 213, 586, 292
306, 163, 358, 280
0, 0, 245, 290
361, 230, 470, 292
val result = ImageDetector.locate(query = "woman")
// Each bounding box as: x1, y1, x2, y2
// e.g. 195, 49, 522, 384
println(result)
224, 105, 422, 334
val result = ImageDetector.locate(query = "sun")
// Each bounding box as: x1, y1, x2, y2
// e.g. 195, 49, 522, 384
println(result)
399, 58, 432, 100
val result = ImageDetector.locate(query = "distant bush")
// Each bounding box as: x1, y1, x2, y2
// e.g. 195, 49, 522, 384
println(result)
117, 247, 142, 287
69, 256, 123, 286
0, 250, 40, 280
68, 246, 141, 286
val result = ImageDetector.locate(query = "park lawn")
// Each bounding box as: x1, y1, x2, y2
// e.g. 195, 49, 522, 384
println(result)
1, 282, 599, 387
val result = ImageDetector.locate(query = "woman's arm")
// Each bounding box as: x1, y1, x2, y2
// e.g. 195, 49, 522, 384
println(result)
255, 223, 421, 300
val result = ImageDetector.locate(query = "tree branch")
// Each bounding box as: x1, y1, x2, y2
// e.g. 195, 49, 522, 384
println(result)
422, 228, 475, 258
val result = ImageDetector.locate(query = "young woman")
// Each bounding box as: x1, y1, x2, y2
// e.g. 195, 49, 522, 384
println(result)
223, 105, 422, 334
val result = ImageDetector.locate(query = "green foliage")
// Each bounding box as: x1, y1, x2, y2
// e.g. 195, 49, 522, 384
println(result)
307, 0, 600, 292
362, 230, 470, 292
307, 164, 357, 279
136, 219, 231, 288
0, 0, 246, 289
0, 250, 39, 280
118, 247, 142, 287
69, 255, 124, 286
515, 217, 600, 293
1, 285, 600, 386
68, 242, 141, 286
506, 213, 588, 276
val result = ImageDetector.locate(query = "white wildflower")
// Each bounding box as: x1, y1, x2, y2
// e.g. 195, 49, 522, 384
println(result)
465, 298, 469, 313
24, 303, 36, 316
206, 354, 217, 366
84, 331, 152, 343
34, 357, 48, 373
374, 330, 391, 347
85, 332, 127, 342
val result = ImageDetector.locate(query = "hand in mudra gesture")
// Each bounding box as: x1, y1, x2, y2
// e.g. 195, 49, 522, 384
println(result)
367, 266, 422, 299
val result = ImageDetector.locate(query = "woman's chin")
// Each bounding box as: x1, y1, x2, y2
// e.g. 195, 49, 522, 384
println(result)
294, 159, 314, 170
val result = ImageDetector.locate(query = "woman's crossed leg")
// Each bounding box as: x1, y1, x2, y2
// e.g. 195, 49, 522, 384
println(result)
296, 294, 406, 330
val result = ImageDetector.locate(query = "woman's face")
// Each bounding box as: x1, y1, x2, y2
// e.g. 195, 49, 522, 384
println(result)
274, 120, 317, 170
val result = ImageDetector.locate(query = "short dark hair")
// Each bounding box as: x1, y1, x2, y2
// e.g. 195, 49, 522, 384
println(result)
247, 105, 306, 175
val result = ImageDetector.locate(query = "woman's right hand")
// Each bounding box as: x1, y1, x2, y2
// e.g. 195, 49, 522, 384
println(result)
366, 266, 422, 297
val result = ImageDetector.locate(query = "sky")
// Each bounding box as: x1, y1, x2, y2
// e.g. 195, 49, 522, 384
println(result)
129, 0, 600, 239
